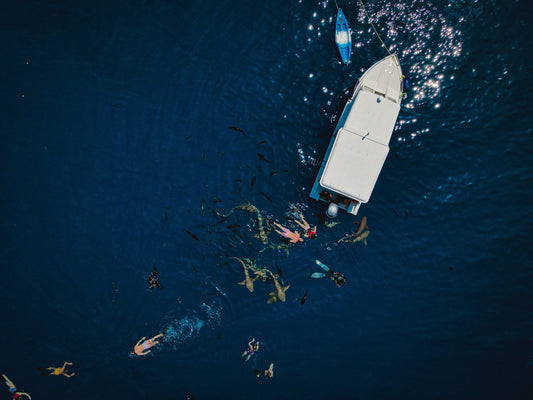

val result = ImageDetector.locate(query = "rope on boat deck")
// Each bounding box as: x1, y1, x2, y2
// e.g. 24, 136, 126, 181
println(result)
358, 0, 394, 59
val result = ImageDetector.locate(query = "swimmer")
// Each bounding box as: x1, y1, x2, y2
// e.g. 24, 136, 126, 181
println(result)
330, 271, 346, 287
147, 267, 162, 290
131, 333, 165, 356
241, 338, 259, 361
271, 221, 303, 244
1, 374, 31, 399
38, 362, 74, 378
264, 363, 274, 378
291, 208, 317, 239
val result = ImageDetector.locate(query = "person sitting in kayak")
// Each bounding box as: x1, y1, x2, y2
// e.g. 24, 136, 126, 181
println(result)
131, 332, 166, 356
241, 338, 259, 361
290, 208, 317, 239
270, 221, 303, 244
2, 374, 31, 399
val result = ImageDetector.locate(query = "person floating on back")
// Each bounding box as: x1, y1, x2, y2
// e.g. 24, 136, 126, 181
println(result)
131, 333, 165, 356
38, 362, 74, 378
1, 374, 31, 399
241, 338, 259, 362
270, 220, 303, 244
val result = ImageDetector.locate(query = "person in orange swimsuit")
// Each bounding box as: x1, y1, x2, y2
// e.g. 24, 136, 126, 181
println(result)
131, 333, 165, 356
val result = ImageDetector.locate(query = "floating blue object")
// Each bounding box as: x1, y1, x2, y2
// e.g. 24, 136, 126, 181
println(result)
402, 76, 410, 92
335, 8, 352, 64
315, 259, 331, 272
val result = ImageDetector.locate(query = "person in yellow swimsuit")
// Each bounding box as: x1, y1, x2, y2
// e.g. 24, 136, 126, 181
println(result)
39, 362, 74, 378
131, 333, 165, 356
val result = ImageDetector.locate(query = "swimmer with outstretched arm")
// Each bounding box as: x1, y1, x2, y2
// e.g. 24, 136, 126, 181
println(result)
131, 333, 165, 356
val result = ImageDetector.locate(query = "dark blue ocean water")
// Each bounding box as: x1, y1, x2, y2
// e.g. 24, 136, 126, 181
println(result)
1, 0, 532, 399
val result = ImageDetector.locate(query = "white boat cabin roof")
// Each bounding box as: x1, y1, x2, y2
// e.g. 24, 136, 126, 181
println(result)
344, 90, 400, 145
320, 88, 401, 203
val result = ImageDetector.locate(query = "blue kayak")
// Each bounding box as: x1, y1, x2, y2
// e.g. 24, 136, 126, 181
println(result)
335, 8, 352, 64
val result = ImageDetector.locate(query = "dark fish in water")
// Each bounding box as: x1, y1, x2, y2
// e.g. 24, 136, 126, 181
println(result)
392, 208, 399, 216
276, 263, 283, 277
229, 126, 248, 137
270, 171, 277, 177
250, 176, 256, 191
202, 151, 205, 160
227, 223, 240, 233
148, 267, 162, 290
300, 290, 308, 306
256, 140, 267, 145
185, 135, 192, 140
260, 191, 273, 203
185, 230, 200, 241
161, 211, 168, 221
192, 265, 198, 273
257, 153, 272, 163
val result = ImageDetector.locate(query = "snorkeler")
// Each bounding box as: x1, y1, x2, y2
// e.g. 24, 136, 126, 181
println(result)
1, 374, 31, 399
147, 267, 162, 290
291, 208, 317, 239
271, 221, 303, 244
38, 362, 74, 378
131, 333, 165, 356
241, 338, 259, 361
312, 260, 346, 287
264, 363, 274, 378
330, 271, 346, 286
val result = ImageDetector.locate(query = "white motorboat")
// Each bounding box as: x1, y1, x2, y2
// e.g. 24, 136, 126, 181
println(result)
310, 54, 406, 217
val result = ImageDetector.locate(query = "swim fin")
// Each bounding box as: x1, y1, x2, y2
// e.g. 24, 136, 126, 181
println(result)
315, 260, 331, 272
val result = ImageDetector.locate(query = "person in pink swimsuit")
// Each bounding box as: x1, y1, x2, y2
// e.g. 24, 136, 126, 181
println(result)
131, 333, 165, 356
271, 221, 303, 243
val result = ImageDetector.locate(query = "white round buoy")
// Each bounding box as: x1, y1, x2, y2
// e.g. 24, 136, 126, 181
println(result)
326, 203, 339, 218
